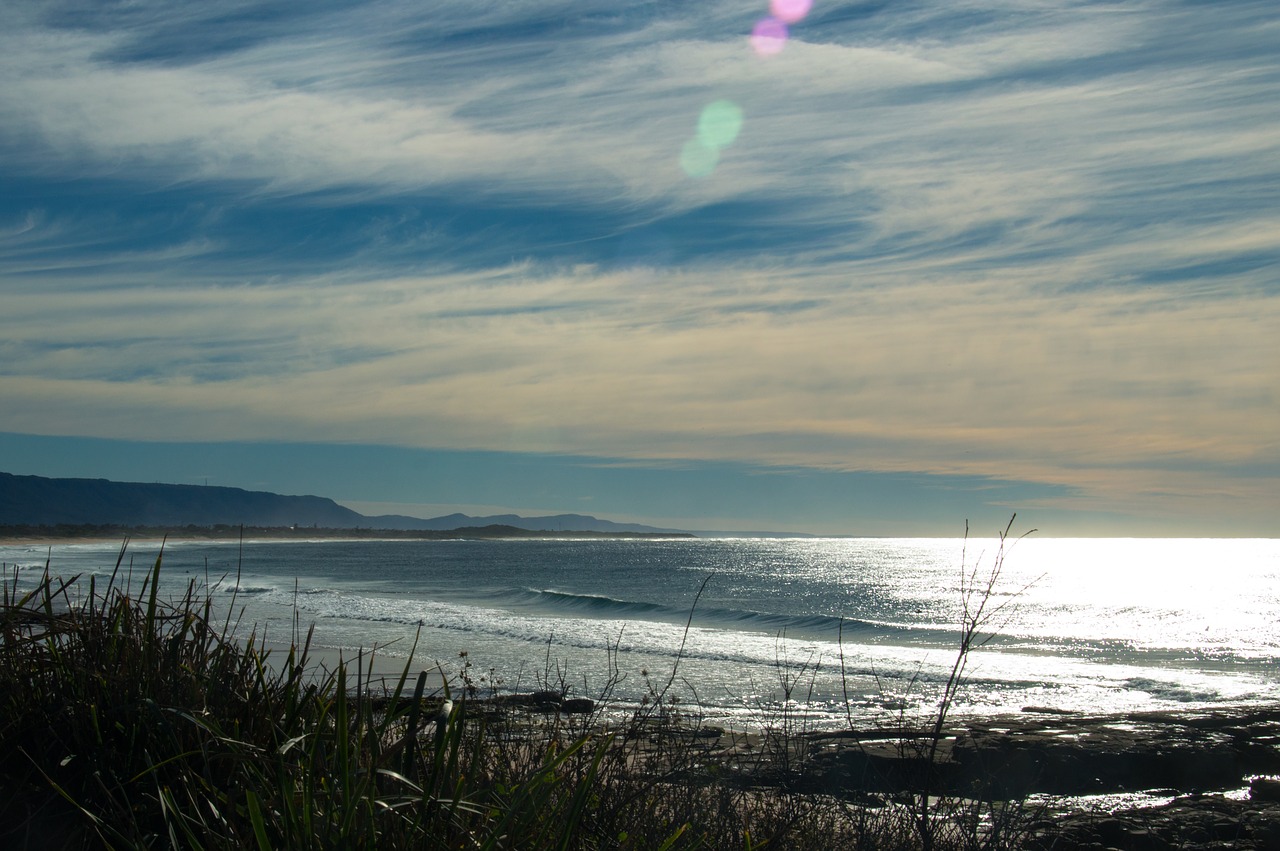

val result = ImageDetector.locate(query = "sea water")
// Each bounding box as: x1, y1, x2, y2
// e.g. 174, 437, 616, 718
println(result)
4, 536, 1278, 731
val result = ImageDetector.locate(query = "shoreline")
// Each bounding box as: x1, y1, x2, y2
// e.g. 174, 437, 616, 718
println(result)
12, 537, 1276, 751
11, 534, 1280, 845
799, 703, 1280, 798
284, 633, 1280, 805
7, 568, 1280, 850
0, 526, 697, 544
322, 678, 1280, 848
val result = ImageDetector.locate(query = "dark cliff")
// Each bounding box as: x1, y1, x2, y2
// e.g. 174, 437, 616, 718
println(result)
0, 471, 366, 528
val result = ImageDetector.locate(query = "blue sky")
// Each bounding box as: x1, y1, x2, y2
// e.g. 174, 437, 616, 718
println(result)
1, 0, 1277, 535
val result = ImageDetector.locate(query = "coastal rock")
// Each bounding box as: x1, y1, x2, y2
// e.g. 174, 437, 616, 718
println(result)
800, 707, 1280, 800
492, 691, 595, 714
801, 733, 961, 795
1025, 794, 1280, 851
527, 690, 565, 709
951, 716, 1243, 797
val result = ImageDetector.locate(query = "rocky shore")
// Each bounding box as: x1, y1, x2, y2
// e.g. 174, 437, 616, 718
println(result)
794, 704, 1280, 849
513, 698, 1280, 848
1023, 783, 1280, 850
799, 705, 1280, 798
400, 692, 1280, 847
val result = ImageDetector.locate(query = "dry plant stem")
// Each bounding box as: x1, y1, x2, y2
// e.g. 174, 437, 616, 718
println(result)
660, 573, 713, 700
914, 514, 1034, 851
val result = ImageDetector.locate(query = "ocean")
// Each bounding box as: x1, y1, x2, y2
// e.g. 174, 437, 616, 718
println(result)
4, 535, 1278, 731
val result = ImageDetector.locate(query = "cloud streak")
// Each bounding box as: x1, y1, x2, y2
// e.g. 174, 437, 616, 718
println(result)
1, 0, 1277, 532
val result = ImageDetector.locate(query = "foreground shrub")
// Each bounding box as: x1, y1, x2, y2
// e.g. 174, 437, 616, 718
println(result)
0, 541, 1028, 850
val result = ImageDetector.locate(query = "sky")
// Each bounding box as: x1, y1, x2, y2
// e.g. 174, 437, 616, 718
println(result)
1, 0, 1277, 536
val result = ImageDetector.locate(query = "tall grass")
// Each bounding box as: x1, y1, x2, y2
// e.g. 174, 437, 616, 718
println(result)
1, 533, 1033, 850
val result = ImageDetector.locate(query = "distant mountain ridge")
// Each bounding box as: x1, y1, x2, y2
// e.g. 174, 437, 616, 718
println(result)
399, 512, 679, 534
0, 472, 682, 535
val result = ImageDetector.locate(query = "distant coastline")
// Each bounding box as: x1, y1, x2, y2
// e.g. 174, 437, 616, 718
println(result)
0, 523, 696, 543
0, 471, 691, 536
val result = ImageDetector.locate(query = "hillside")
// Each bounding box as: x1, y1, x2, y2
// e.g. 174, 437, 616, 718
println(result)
0, 471, 365, 528
0, 472, 680, 535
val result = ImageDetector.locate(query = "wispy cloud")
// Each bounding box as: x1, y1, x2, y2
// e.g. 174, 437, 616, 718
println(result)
2, 0, 1277, 532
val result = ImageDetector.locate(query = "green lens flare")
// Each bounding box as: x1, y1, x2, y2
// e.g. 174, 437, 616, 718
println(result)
697, 100, 744, 149
680, 139, 720, 177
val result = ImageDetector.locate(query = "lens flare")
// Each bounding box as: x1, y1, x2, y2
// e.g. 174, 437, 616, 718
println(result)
697, 100, 744, 149
680, 139, 720, 178
679, 100, 744, 178
770, 0, 812, 24
750, 17, 788, 56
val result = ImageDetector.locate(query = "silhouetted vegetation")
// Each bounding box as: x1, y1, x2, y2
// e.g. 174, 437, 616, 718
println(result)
1, 538, 1049, 850
25, 523, 1278, 848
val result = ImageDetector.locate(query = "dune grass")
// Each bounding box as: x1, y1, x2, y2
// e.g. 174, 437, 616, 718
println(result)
0, 538, 1033, 850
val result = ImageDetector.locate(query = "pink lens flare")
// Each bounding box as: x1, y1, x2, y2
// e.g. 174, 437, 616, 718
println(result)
770, 0, 812, 24
750, 17, 788, 56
